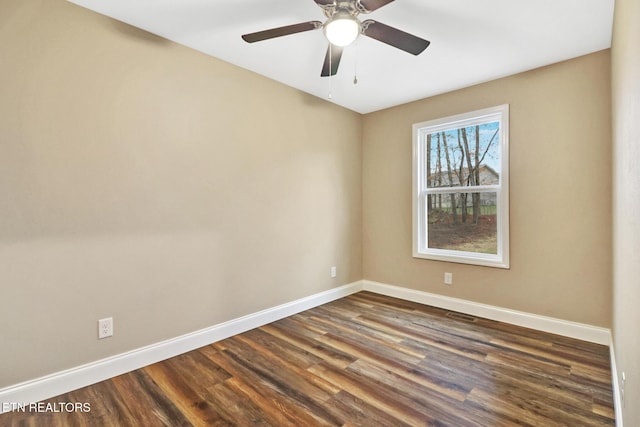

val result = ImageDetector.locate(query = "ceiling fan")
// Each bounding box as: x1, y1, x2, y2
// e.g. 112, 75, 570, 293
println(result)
241, 0, 430, 77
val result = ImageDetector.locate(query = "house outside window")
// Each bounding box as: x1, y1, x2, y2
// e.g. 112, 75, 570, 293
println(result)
412, 104, 510, 268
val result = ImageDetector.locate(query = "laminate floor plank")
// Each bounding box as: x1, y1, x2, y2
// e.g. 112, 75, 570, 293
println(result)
143, 361, 232, 426
345, 358, 481, 426
241, 328, 324, 371
202, 342, 339, 426
0, 291, 615, 426
321, 390, 413, 427
203, 381, 272, 426
109, 369, 192, 427
260, 321, 356, 369
220, 335, 337, 405
307, 362, 440, 426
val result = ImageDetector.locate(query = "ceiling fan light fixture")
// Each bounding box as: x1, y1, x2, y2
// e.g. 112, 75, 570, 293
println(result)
241, 0, 430, 78
324, 12, 360, 47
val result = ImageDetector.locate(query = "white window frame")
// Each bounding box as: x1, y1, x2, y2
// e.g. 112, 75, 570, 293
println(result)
412, 104, 510, 269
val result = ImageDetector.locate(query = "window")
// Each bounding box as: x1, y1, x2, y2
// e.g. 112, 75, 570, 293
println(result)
412, 104, 509, 268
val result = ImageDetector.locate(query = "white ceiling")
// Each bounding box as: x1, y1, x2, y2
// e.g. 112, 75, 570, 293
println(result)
67, 0, 614, 114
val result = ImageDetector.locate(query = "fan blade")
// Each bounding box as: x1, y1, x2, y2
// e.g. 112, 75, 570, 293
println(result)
362, 20, 430, 55
321, 45, 344, 77
358, 0, 395, 13
242, 21, 322, 43
313, 0, 335, 5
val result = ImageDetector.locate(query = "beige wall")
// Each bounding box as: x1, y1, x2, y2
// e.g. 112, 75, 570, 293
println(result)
363, 50, 612, 327
612, 0, 640, 423
0, 0, 362, 388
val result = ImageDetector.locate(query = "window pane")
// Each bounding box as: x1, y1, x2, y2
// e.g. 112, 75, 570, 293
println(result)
413, 104, 509, 268
426, 122, 500, 188
427, 192, 498, 254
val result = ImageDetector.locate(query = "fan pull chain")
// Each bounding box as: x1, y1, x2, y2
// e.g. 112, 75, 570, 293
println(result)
328, 43, 333, 99
353, 40, 358, 85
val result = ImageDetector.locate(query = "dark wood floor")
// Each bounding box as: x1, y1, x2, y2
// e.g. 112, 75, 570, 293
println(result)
1, 292, 615, 426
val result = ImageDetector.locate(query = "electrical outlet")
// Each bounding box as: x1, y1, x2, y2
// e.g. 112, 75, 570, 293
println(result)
98, 317, 113, 339
444, 272, 453, 285
331, 266, 337, 278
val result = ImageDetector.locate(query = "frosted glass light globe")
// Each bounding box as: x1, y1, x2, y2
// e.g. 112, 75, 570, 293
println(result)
324, 13, 360, 47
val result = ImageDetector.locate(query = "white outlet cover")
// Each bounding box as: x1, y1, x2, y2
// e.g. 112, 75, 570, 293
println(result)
98, 317, 113, 339
444, 272, 453, 285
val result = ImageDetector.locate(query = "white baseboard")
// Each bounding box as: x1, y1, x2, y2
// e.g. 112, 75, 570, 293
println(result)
1, 279, 614, 416
609, 336, 624, 427
0, 281, 363, 413
362, 280, 611, 345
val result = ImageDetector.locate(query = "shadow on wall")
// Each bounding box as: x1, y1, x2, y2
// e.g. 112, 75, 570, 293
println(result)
103, 18, 170, 46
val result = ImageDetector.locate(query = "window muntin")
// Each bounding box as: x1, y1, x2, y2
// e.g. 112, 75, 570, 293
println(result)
413, 105, 509, 268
